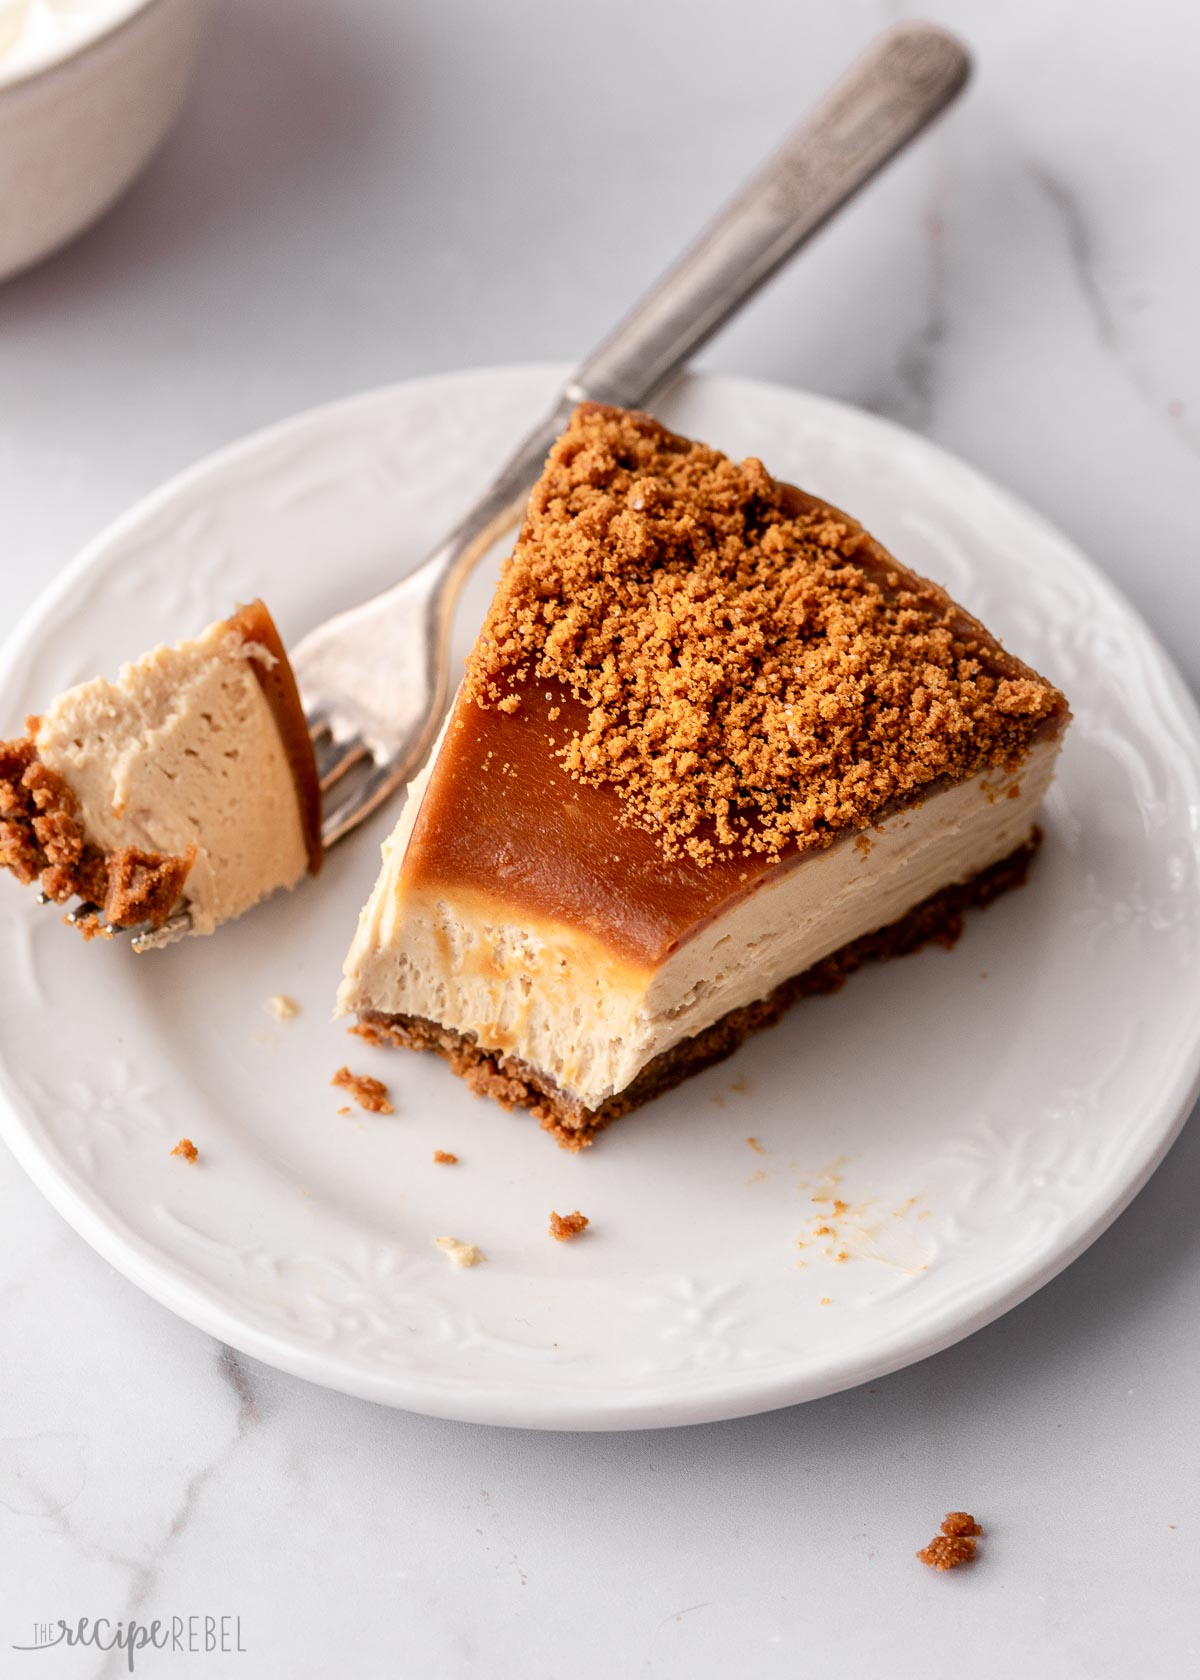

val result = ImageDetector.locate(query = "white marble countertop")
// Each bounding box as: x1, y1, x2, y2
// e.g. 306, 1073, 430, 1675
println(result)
2, 0, 1198, 1674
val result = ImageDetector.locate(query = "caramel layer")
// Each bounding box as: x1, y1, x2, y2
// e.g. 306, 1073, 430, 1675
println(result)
228, 599, 323, 876
405, 683, 785, 970
403, 469, 1067, 971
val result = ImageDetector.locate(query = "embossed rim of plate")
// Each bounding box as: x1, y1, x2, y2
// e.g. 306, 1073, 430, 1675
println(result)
1, 365, 1199, 1430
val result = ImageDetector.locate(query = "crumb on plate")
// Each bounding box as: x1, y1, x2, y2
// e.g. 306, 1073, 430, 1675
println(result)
433, 1149, 458, 1165
331, 1065, 393, 1114
549, 1209, 589, 1242
918, 1512, 982, 1571
171, 1137, 198, 1163
435, 1236, 484, 1268
73, 911, 113, 942
267, 993, 300, 1020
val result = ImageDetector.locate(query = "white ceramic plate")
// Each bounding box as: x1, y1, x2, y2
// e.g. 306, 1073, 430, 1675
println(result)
2, 366, 1198, 1430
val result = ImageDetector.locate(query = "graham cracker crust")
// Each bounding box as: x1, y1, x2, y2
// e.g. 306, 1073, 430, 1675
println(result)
357, 830, 1042, 1150
0, 736, 194, 929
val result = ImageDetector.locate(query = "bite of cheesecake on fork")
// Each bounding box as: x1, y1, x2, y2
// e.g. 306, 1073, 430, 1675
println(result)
0, 601, 321, 947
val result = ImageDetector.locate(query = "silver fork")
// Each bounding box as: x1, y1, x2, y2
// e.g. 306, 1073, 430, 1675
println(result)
81, 22, 970, 952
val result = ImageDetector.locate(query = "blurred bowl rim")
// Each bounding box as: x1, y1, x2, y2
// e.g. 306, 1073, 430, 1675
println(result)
0, 0, 167, 94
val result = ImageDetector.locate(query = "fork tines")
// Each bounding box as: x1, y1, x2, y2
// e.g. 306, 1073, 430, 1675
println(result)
308, 717, 393, 848
39, 891, 192, 952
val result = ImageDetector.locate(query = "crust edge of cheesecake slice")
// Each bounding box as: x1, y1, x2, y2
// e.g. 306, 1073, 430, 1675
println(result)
339, 403, 1070, 1146
0, 598, 321, 939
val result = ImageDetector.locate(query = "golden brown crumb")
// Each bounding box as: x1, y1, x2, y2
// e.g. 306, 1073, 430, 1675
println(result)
171, 1137, 198, 1163
0, 735, 193, 928
917, 1534, 978, 1572
1, 746, 88, 889
918, 1512, 983, 1571
267, 994, 300, 1020
72, 911, 112, 942
464, 405, 1063, 865
103, 845, 195, 927
331, 1066, 393, 1114
433, 1149, 458, 1165
746, 1135, 764, 1154
435, 1236, 484, 1268
549, 1209, 589, 1241
337, 1106, 351, 1116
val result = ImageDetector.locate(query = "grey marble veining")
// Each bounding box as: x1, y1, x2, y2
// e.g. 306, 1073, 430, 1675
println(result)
2, 1, 1199, 1676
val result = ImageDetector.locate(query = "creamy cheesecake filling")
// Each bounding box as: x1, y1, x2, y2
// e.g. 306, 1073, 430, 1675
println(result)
34, 619, 310, 934
340, 737, 1060, 1110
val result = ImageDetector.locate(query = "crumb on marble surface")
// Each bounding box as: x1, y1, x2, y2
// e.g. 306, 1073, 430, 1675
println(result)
171, 1137, 198, 1163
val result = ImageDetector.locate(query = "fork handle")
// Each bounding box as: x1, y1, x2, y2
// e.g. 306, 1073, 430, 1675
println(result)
569, 22, 969, 410
427, 23, 968, 602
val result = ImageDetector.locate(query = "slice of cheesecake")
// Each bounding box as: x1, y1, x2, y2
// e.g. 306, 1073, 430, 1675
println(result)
339, 405, 1069, 1147
0, 600, 321, 939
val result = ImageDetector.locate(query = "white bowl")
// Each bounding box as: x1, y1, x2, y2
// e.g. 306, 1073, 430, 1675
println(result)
0, 0, 211, 282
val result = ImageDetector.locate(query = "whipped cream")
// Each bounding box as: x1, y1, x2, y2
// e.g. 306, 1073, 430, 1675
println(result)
0, 0, 145, 85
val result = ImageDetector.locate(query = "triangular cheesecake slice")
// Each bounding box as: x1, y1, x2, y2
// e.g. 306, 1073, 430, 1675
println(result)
0, 600, 321, 939
339, 405, 1069, 1146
